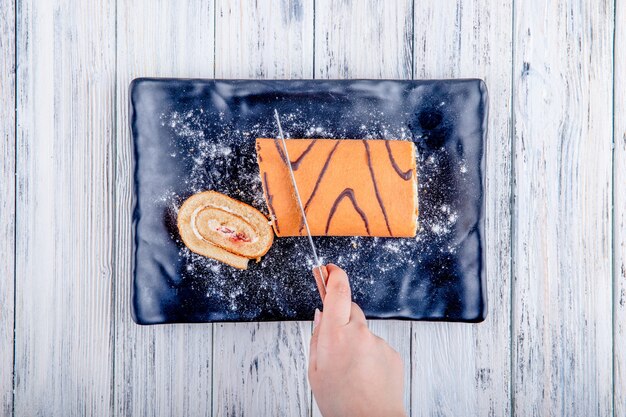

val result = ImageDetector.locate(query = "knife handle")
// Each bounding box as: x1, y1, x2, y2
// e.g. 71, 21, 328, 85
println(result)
312, 265, 329, 301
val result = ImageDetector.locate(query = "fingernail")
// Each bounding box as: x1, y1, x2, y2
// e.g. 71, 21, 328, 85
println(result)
313, 308, 321, 329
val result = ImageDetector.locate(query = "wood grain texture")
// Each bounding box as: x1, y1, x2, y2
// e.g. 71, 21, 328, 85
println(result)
513, 1, 614, 416
213, 2, 314, 415
212, 322, 311, 416
615, 0, 625, 415
315, 0, 412, 80
114, 2, 215, 416
14, 1, 115, 415
215, 0, 314, 79
313, 1, 413, 414
412, 1, 512, 416
0, 1, 15, 415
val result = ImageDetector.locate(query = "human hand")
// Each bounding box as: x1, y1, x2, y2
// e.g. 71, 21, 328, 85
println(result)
308, 264, 407, 417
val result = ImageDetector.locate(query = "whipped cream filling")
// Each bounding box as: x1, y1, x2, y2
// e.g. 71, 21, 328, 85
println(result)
191, 205, 259, 244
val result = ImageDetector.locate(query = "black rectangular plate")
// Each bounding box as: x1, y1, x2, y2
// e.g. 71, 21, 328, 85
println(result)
130, 78, 487, 324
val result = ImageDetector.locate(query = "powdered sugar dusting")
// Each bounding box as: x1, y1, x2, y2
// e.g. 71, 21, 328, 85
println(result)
153, 104, 465, 319
132, 79, 486, 322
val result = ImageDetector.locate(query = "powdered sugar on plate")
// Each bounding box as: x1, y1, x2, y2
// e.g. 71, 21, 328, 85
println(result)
155, 106, 462, 318
131, 79, 488, 323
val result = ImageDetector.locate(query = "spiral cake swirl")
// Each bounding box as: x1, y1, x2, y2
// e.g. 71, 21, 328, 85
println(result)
177, 191, 274, 269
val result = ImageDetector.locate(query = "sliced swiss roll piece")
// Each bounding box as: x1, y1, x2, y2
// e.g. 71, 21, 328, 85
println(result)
256, 138, 418, 237
177, 191, 274, 269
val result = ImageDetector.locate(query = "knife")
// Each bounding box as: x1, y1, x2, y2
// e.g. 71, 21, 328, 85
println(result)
274, 109, 329, 300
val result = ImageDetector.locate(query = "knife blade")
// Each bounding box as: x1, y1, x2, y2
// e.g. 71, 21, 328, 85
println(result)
274, 109, 328, 300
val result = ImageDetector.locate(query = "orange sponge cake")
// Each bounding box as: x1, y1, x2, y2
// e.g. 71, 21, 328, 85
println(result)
256, 138, 418, 237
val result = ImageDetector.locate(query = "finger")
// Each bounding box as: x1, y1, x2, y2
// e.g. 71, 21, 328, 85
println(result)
320, 264, 352, 328
309, 308, 322, 372
312, 265, 328, 301
349, 302, 367, 326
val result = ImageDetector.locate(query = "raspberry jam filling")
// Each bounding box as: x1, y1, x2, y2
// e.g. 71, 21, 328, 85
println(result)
216, 225, 251, 243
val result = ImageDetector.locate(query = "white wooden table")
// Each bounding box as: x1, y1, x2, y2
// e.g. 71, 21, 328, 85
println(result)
1, 1, 624, 416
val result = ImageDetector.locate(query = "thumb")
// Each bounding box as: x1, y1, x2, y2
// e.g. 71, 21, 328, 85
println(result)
308, 308, 322, 373
321, 264, 352, 329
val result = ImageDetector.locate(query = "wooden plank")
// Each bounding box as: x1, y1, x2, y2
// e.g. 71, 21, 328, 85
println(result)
212, 1, 314, 415
313, 1, 413, 415
411, 2, 512, 416
0, 1, 15, 415
315, 0, 413, 80
13, 1, 115, 415
214, 0, 313, 79
212, 322, 312, 416
615, 0, 626, 415
114, 2, 215, 416
512, 1, 614, 416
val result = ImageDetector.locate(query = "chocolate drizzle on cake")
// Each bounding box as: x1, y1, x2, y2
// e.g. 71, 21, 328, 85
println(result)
273, 138, 287, 163
256, 142, 263, 162
303, 140, 341, 213
257, 138, 417, 237
363, 140, 393, 236
290, 139, 317, 170
272, 138, 318, 170
262, 172, 280, 233
385, 140, 413, 180
326, 188, 370, 235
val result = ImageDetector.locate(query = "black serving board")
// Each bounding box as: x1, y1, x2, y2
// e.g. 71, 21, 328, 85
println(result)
130, 78, 487, 324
